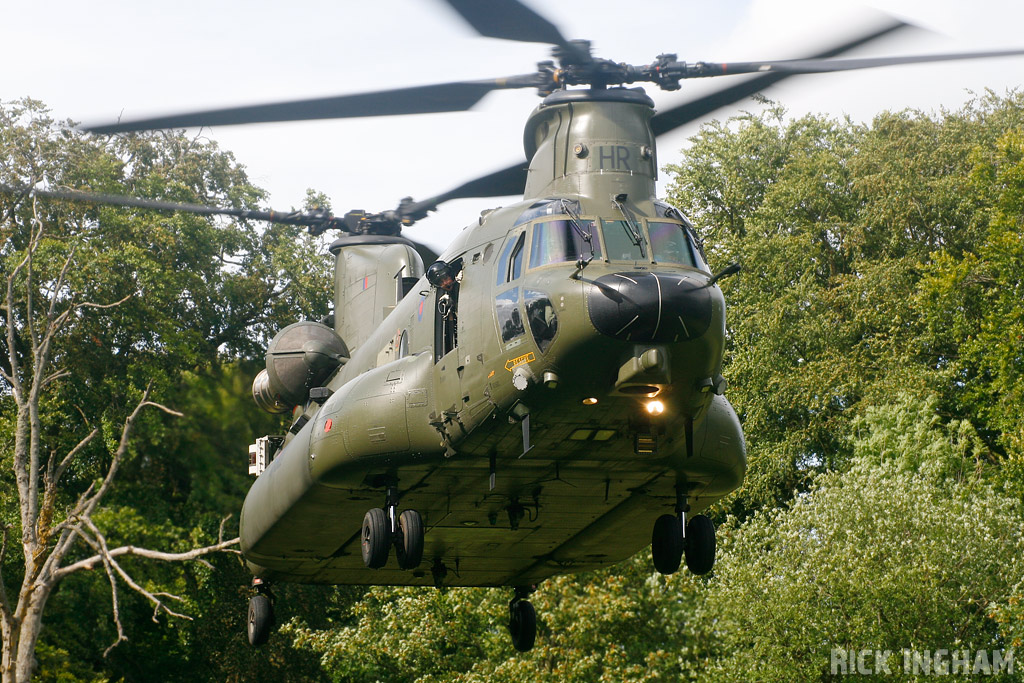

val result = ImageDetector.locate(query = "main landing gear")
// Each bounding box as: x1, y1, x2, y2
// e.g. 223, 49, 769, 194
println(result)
247, 578, 274, 647
508, 585, 537, 652
651, 491, 716, 576
361, 483, 425, 570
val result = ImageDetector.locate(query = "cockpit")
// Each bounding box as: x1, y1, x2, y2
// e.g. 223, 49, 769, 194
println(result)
507, 198, 709, 272
486, 198, 715, 357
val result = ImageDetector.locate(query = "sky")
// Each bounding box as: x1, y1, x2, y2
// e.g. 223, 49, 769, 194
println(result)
5, 0, 1023, 252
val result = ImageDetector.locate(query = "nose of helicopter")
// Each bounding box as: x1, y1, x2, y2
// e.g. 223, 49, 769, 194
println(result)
586, 271, 713, 343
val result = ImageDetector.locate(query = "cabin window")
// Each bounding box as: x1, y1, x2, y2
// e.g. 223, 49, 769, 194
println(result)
528, 219, 600, 268
495, 287, 525, 343
496, 231, 526, 285
524, 289, 557, 352
602, 220, 646, 261
648, 222, 698, 267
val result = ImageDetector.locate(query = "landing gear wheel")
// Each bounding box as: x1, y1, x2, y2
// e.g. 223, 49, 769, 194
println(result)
395, 509, 424, 570
362, 507, 391, 569
685, 514, 716, 575
651, 513, 684, 575
508, 599, 537, 652
247, 594, 273, 647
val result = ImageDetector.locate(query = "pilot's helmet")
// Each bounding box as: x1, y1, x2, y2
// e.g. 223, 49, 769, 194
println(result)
426, 260, 454, 289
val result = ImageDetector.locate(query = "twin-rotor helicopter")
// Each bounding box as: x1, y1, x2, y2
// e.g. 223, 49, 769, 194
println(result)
6, 0, 1024, 654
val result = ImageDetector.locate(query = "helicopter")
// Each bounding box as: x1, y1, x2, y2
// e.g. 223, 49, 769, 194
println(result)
7, 0, 1024, 655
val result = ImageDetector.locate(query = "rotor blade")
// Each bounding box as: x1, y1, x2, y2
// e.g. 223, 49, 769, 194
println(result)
709, 48, 1024, 76
83, 77, 542, 134
651, 17, 910, 137
0, 183, 340, 230
443, 0, 567, 47
419, 19, 916, 206
402, 161, 529, 221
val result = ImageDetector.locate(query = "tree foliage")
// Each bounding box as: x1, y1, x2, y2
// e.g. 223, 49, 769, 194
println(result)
690, 394, 1023, 682
664, 92, 1024, 512
0, 99, 331, 682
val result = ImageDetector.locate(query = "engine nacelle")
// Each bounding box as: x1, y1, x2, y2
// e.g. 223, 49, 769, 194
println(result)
252, 321, 349, 413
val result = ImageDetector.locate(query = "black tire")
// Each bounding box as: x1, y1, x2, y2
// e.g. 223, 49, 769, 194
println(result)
651, 513, 683, 575
509, 599, 537, 652
247, 594, 273, 647
685, 514, 716, 575
362, 507, 391, 569
396, 509, 424, 570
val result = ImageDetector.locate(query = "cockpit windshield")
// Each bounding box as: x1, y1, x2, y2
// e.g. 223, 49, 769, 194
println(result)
648, 222, 698, 267
602, 220, 646, 261
529, 219, 600, 268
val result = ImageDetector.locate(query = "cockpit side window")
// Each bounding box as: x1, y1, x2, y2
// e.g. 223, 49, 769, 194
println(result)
510, 233, 525, 281
497, 231, 526, 285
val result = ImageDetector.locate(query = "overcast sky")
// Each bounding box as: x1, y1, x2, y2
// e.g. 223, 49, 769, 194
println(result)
5, 0, 1023, 252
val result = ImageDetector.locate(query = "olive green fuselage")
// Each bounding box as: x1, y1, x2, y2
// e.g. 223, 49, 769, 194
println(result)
240, 88, 746, 587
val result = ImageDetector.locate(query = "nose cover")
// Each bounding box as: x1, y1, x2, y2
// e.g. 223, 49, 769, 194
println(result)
587, 272, 712, 342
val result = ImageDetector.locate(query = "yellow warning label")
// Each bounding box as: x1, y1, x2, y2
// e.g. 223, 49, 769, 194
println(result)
505, 352, 536, 372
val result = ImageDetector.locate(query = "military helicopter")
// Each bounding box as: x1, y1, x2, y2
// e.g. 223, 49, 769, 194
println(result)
8, 0, 1024, 654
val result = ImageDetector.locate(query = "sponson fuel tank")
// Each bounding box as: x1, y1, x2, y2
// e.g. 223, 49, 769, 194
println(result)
240, 351, 445, 559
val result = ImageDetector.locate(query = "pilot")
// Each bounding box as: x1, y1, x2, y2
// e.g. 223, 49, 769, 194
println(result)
426, 260, 455, 291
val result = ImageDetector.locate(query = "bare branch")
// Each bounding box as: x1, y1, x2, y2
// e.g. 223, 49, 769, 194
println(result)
97, 542, 128, 657
78, 387, 181, 518
138, 401, 185, 419
39, 369, 71, 390
41, 389, 177, 571
217, 515, 232, 545
54, 535, 241, 580
0, 524, 12, 622
3, 215, 39, 402
87, 522, 191, 619
44, 245, 77, 322
46, 427, 100, 496
75, 293, 133, 312
56, 517, 240, 658
62, 524, 132, 656
25, 197, 45, 354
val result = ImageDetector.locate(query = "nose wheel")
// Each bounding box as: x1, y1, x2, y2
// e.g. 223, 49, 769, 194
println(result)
361, 483, 425, 570
507, 585, 537, 652
651, 494, 716, 575
246, 579, 275, 647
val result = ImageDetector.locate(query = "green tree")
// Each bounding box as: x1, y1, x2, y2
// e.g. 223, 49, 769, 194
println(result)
289, 555, 703, 683
664, 93, 1024, 514
687, 394, 1023, 682
917, 127, 1024, 463
0, 99, 330, 682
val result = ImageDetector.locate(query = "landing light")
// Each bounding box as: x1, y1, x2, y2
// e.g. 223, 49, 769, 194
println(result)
645, 400, 665, 415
